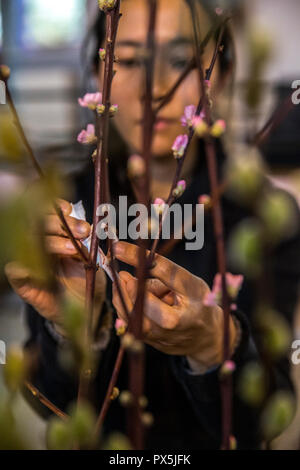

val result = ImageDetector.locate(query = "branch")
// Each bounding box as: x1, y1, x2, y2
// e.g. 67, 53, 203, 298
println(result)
24, 381, 68, 421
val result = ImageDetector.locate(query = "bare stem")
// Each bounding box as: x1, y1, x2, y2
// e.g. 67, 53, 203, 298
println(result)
78, 1, 122, 404
185, 4, 233, 449
126, 0, 157, 450
24, 381, 68, 421
94, 345, 125, 436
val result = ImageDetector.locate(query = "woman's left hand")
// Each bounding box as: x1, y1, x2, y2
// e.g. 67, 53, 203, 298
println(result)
113, 242, 238, 373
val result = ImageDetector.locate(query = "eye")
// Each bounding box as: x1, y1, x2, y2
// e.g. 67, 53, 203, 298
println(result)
118, 58, 141, 68
169, 56, 191, 70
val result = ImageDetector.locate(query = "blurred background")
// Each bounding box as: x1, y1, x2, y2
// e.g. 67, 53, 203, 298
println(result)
0, 0, 299, 449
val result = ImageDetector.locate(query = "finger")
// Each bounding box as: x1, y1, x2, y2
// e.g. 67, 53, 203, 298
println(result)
45, 236, 80, 256
119, 271, 136, 284
45, 215, 91, 239
47, 199, 72, 216
114, 241, 202, 296
113, 274, 160, 335
144, 291, 180, 330
5, 262, 59, 319
119, 271, 174, 306
146, 278, 171, 298
5, 262, 31, 287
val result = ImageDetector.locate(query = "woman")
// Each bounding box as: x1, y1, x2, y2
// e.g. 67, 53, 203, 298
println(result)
5, 0, 300, 449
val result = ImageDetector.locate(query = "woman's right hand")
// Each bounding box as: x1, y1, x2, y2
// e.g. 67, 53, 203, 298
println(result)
5, 199, 107, 336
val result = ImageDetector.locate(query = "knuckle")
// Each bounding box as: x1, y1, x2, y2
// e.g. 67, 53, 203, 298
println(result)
163, 314, 179, 330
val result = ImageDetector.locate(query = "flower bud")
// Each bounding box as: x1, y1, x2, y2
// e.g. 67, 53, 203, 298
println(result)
121, 333, 135, 349
153, 198, 167, 216
192, 116, 209, 137
98, 0, 116, 11
172, 180, 186, 199
0, 65, 10, 79
210, 119, 226, 138
127, 154, 146, 179
198, 194, 212, 209
97, 104, 106, 115
220, 360, 236, 377
142, 412, 154, 428
119, 390, 133, 407
139, 396, 149, 409
109, 104, 119, 116
99, 48, 106, 61
261, 392, 295, 441
110, 387, 120, 401
115, 318, 126, 336
172, 134, 188, 159
238, 362, 265, 406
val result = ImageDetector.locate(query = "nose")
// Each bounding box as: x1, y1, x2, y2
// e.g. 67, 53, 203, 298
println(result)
152, 59, 170, 103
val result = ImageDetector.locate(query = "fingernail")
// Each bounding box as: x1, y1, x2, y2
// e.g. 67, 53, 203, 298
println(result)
66, 241, 76, 251
77, 222, 90, 236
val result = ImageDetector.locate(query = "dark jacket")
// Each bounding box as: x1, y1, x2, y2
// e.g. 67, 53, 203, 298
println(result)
24, 140, 300, 449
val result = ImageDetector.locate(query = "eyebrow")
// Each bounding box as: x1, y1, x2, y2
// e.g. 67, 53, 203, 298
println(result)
116, 37, 194, 48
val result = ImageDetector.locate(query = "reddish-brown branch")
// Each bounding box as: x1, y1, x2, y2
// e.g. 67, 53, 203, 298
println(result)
78, 3, 121, 405
94, 345, 125, 435
251, 93, 295, 147
24, 381, 68, 421
187, 7, 233, 449
126, 0, 157, 450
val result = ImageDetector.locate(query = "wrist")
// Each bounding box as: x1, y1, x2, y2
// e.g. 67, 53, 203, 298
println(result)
187, 307, 240, 371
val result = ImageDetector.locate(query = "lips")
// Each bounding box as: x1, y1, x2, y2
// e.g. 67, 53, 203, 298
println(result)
154, 117, 176, 130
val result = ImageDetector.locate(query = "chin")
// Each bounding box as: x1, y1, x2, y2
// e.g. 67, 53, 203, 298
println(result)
151, 135, 175, 159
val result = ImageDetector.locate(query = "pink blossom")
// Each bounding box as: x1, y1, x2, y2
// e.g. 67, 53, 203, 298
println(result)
220, 360, 236, 376
172, 134, 189, 159
153, 198, 167, 215
173, 180, 187, 198
204, 273, 244, 308
115, 318, 127, 336
78, 92, 103, 110
77, 124, 97, 145
127, 154, 146, 178
198, 194, 211, 206
203, 291, 217, 307
181, 105, 197, 128
177, 180, 186, 191
215, 7, 224, 16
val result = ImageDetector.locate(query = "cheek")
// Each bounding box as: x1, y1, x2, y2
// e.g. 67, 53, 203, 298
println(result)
177, 70, 201, 107
111, 70, 143, 131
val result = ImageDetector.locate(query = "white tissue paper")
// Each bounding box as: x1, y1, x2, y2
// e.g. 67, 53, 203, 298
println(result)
70, 200, 115, 281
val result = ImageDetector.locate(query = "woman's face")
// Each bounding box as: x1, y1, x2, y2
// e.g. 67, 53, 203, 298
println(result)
98, 0, 218, 158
